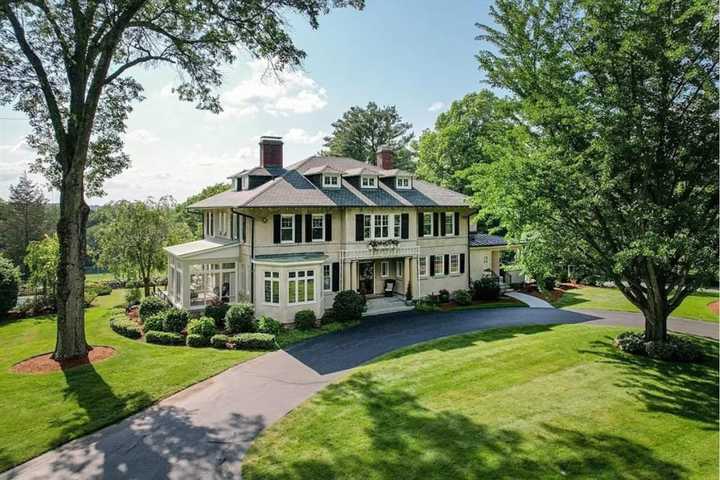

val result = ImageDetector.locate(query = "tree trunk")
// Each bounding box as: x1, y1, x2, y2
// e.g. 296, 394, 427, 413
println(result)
53, 159, 91, 360
642, 304, 669, 342
143, 277, 151, 298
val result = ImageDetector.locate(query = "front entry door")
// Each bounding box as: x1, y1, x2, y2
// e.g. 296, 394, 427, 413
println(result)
358, 261, 374, 295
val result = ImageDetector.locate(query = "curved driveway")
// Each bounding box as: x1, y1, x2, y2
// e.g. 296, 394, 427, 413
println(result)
2, 308, 717, 480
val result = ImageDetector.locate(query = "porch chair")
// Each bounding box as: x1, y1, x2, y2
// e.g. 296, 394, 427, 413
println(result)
384, 279, 395, 297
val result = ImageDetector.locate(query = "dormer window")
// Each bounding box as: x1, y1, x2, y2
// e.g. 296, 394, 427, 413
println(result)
241, 176, 249, 190
322, 174, 340, 188
396, 176, 411, 189
361, 175, 377, 188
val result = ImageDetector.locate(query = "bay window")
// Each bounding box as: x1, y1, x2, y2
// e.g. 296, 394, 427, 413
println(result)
264, 271, 280, 304
288, 270, 316, 304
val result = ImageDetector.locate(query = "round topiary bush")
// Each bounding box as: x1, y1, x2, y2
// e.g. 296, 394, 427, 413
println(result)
256, 315, 282, 335
142, 313, 165, 333
294, 310, 317, 330
186, 334, 210, 348
451, 289, 472, 306
0, 256, 20, 315
332, 290, 365, 323
614, 331, 704, 363
187, 316, 217, 338
139, 296, 168, 321
162, 308, 189, 333
109, 316, 142, 339
225, 303, 255, 333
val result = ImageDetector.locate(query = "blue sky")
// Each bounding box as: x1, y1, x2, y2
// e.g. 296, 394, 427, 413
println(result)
0, 0, 496, 203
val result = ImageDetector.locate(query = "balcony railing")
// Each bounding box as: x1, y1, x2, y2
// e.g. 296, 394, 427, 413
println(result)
340, 244, 419, 261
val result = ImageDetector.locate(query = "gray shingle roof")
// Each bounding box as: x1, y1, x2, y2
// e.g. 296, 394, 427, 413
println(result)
469, 233, 508, 247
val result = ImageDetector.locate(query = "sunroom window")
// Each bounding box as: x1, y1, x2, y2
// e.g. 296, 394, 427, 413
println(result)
190, 263, 236, 307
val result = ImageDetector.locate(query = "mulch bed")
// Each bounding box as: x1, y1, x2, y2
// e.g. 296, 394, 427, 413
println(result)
524, 283, 581, 303
709, 301, 719, 315
10, 346, 117, 374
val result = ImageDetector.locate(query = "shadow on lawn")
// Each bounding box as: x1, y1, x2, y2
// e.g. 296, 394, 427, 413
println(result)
243, 372, 686, 480
581, 336, 719, 429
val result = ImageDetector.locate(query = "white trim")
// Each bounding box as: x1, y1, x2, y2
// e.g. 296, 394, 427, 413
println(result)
445, 211, 455, 237
323, 264, 332, 291
263, 271, 280, 305
433, 255, 445, 277
280, 214, 294, 244
287, 269, 317, 305
418, 256, 428, 277
423, 212, 433, 236
395, 176, 411, 189
322, 173, 341, 188
449, 253, 460, 275
311, 214, 325, 242
380, 261, 389, 277
361, 175, 378, 189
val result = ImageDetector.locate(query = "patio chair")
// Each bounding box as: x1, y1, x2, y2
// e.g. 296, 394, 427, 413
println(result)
384, 279, 395, 297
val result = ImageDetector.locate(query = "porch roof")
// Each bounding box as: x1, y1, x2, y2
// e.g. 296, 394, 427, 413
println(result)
164, 238, 239, 258
253, 252, 327, 264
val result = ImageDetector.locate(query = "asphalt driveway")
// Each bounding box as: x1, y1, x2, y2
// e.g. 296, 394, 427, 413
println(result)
2, 307, 717, 479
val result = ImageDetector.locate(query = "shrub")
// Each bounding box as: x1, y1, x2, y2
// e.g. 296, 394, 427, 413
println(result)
204, 300, 230, 329
143, 313, 164, 333
187, 317, 217, 338
145, 331, 184, 345
139, 296, 168, 321
332, 290, 365, 323
472, 277, 500, 301
210, 334, 235, 349
109, 316, 142, 339
540, 276, 556, 292
84, 288, 99, 307
87, 283, 113, 296
415, 296, 440, 312
614, 331, 704, 363
225, 303, 255, 333
294, 310, 317, 330
162, 308, 189, 333
125, 287, 142, 307
233, 333, 277, 350
186, 334, 210, 348
320, 309, 335, 325
438, 289, 450, 304
452, 289, 472, 306
256, 315, 282, 335
613, 331, 645, 354
0, 256, 20, 315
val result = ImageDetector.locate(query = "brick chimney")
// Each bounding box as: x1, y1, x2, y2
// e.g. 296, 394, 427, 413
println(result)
376, 145, 394, 170
259, 136, 283, 168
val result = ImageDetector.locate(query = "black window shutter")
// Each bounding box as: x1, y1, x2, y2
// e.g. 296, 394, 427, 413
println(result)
305, 214, 312, 242
460, 253, 466, 273
440, 212, 446, 236
295, 214, 302, 243
332, 262, 340, 292
454, 212, 460, 235
210, 212, 214, 236
230, 213, 234, 239
401, 213, 409, 239
355, 214, 365, 241
444, 254, 450, 275
325, 213, 332, 241
202, 212, 206, 237
433, 212, 439, 236
273, 215, 280, 244
417, 212, 424, 237
242, 216, 247, 243
429, 255, 435, 276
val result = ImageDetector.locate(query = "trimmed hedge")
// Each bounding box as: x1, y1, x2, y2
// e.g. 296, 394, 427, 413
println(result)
332, 290, 365, 323
233, 333, 277, 350
162, 308, 189, 333
187, 316, 217, 338
256, 315, 282, 335
145, 330, 184, 345
452, 289, 472, 306
225, 303, 255, 333
294, 310, 316, 330
109, 316, 142, 339
143, 314, 164, 333
186, 334, 210, 348
210, 334, 234, 349
139, 296, 168, 320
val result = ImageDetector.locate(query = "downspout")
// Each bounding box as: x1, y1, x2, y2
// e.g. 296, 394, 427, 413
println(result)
232, 208, 256, 304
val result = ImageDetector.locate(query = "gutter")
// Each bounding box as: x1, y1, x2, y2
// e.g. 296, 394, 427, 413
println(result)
232, 208, 256, 304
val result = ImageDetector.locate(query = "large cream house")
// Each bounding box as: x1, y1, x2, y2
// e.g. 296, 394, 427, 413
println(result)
164, 136, 511, 323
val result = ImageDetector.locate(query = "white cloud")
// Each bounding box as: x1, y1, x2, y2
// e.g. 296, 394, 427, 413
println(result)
428, 101, 445, 112
283, 128, 325, 145
0, 139, 34, 186
220, 60, 328, 119
125, 129, 159, 145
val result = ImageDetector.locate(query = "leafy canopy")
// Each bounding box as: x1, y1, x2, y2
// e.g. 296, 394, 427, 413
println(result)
25, 234, 60, 293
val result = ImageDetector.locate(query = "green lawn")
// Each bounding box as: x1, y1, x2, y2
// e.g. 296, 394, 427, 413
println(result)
84, 272, 117, 284
0, 290, 262, 472
553, 286, 719, 322
243, 324, 719, 480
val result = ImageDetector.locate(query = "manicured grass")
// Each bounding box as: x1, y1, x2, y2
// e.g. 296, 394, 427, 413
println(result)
276, 321, 360, 349
0, 290, 261, 472
243, 324, 718, 479
554, 286, 719, 322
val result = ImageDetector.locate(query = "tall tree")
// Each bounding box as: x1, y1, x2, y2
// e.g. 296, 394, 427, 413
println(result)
0, 174, 49, 273
176, 182, 230, 239
474, 0, 718, 341
323, 102, 415, 170
96, 197, 191, 296
416, 91, 516, 194
0, 0, 363, 359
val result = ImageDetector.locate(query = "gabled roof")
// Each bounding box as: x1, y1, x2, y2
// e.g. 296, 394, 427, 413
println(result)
227, 165, 285, 178
190, 155, 469, 209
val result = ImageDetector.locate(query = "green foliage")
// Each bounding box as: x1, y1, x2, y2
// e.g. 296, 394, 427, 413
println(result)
186, 334, 210, 348
438, 289, 450, 304
415, 297, 440, 312
144, 331, 185, 346
162, 308, 190, 333
0, 256, 20, 314
187, 317, 217, 338
451, 289, 472, 306
256, 315, 282, 335
24, 234, 59, 295
323, 102, 415, 171
332, 290, 365, 323
88, 284, 112, 296
125, 287, 142, 307
84, 288, 99, 307
204, 301, 230, 328
474, 0, 719, 337
614, 331, 704, 363
139, 296, 168, 321
472, 277, 500, 301
210, 334, 234, 349
225, 303, 255, 333
233, 333, 277, 350
109, 316, 142, 339
142, 314, 165, 333
294, 310, 317, 330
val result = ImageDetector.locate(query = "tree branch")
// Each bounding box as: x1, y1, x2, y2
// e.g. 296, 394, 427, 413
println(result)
104, 55, 176, 85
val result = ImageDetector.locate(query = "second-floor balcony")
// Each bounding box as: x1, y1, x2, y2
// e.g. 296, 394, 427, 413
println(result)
341, 240, 419, 261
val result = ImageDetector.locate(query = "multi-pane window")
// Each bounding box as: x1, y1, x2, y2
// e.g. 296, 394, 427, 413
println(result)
361, 176, 377, 188
264, 271, 279, 304
280, 215, 294, 243
380, 261, 389, 277
288, 270, 315, 304
393, 214, 401, 238
418, 257, 428, 277
445, 212, 455, 236
374, 214, 389, 238
323, 264, 332, 291
396, 177, 411, 189
434, 255, 444, 276
323, 174, 339, 188
450, 254, 460, 274
423, 212, 433, 236
312, 214, 324, 241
